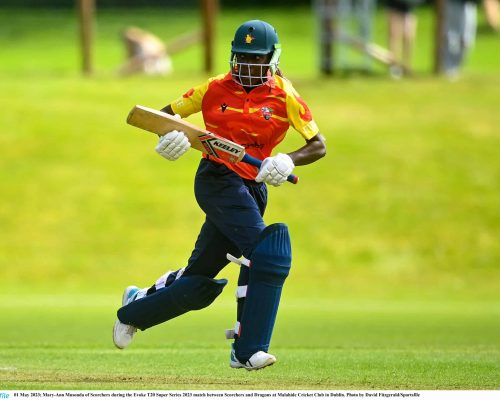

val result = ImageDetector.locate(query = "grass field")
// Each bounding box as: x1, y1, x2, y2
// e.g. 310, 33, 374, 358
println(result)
1, 295, 499, 389
0, 6, 499, 390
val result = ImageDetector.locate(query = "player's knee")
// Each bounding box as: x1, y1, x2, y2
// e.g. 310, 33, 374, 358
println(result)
250, 223, 291, 286
172, 275, 228, 310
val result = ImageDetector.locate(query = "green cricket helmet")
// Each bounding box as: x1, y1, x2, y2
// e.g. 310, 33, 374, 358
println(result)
230, 20, 282, 87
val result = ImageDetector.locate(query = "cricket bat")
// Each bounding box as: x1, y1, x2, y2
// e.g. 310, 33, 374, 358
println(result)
127, 105, 299, 184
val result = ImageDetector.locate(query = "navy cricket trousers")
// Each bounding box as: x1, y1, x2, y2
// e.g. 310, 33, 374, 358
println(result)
182, 158, 268, 278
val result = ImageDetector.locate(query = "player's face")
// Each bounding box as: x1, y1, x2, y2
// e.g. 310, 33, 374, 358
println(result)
232, 53, 273, 88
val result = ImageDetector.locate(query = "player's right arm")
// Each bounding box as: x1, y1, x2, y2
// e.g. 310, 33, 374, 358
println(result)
160, 74, 223, 117
156, 100, 196, 162
156, 76, 222, 161
155, 128, 191, 161
161, 104, 175, 115
157, 82, 209, 161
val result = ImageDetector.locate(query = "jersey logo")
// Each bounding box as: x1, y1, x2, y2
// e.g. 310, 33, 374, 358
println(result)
260, 107, 273, 120
245, 34, 255, 44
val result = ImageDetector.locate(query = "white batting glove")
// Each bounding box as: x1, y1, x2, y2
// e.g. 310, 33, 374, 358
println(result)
155, 130, 191, 161
255, 153, 295, 187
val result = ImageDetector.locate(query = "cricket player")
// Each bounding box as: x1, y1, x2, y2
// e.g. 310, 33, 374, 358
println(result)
113, 20, 326, 370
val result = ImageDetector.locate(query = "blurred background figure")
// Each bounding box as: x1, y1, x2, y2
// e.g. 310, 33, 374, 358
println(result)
384, 0, 423, 77
119, 26, 172, 76
442, 0, 478, 78
483, 0, 500, 31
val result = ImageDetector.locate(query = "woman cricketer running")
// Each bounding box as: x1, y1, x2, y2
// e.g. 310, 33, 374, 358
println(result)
113, 20, 327, 370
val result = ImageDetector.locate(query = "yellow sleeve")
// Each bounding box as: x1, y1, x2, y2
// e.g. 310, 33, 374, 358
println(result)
285, 83, 320, 140
170, 74, 225, 118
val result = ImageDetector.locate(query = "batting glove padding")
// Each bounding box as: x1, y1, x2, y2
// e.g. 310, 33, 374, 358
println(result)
155, 130, 191, 161
255, 153, 295, 186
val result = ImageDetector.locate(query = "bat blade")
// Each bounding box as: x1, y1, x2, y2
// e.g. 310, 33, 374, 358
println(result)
127, 105, 245, 164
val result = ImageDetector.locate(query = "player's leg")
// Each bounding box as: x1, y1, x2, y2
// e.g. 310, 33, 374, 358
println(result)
229, 223, 292, 370
127, 195, 254, 303
135, 217, 242, 300
195, 164, 291, 370
114, 218, 238, 340
194, 160, 267, 259
200, 167, 292, 370
193, 161, 282, 369
188, 159, 290, 369
221, 180, 266, 341
183, 217, 242, 277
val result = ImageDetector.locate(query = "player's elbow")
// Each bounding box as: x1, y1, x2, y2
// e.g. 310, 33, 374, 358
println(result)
317, 141, 327, 159
315, 137, 327, 160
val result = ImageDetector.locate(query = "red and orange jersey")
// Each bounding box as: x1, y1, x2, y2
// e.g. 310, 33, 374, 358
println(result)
170, 73, 319, 180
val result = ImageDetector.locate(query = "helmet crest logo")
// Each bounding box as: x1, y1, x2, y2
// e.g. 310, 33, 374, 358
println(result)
245, 34, 255, 44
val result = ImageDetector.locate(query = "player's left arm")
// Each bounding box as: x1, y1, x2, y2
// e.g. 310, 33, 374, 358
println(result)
255, 133, 326, 186
287, 133, 326, 166
255, 85, 326, 186
284, 83, 326, 166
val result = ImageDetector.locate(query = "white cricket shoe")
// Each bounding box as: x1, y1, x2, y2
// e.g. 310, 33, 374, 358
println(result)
113, 286, 140, 349
230, 345, 277, 370
113, 320, 137, 349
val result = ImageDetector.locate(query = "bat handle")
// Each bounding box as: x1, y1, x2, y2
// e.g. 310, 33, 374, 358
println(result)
242, 154, 299, 185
